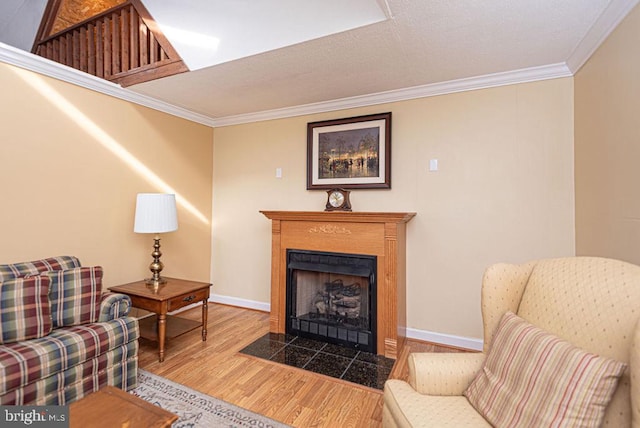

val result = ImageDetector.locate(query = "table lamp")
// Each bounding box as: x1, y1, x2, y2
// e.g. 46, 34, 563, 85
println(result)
134, 193, 178, 286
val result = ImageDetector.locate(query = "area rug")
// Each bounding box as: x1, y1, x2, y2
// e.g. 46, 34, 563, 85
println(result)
131, 369, 290, 428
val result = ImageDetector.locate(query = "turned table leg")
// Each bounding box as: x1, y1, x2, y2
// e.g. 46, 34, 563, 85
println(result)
157, 313, 167, 362
202, 300, 208, 341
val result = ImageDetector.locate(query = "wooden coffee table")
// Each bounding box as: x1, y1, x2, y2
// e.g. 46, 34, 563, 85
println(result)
69, 386, 177, 428
109, 277, 211, 362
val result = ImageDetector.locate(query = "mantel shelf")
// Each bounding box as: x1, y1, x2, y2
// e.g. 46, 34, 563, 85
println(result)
260, 210, 416, 224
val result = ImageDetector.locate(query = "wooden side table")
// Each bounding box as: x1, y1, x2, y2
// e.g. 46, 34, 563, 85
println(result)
70, 386, 178, 427
109, 277, 211, 362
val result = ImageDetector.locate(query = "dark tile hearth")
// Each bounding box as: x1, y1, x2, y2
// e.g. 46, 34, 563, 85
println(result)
240, 333, 395, 390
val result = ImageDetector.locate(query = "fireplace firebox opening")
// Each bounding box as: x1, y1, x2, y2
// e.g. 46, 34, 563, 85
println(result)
286, 249, 377, 353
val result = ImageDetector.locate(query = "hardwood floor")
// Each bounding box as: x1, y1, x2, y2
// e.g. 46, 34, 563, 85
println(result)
138, 303, 468, 427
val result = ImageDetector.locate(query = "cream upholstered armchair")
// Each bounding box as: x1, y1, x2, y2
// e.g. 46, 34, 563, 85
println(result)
383, 257, 640, 427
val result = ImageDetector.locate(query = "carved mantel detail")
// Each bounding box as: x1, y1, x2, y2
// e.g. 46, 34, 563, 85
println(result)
308, 224, 352, 234
260, 210, 416, 359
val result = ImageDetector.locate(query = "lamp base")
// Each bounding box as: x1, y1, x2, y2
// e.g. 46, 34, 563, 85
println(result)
145, 277, 167, 293
144, 277, 168, 286
145, 235, 168, 288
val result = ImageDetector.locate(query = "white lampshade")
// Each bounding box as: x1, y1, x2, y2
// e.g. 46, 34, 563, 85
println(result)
134, 193, 178, 234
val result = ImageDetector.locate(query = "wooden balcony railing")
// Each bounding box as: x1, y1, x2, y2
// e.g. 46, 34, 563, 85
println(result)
33, 1, 188, 87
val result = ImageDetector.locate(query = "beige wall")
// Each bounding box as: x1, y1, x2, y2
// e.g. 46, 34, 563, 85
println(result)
212, 78, 575, 340
0, 62, 213, 286
0, 52, 579, 342
575, 5, 640, 265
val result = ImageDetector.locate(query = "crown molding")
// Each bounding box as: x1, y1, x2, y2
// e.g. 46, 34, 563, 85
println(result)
0, 43, 582, 129
0, 42, 217, 127
566, 0, 640, 73
1, 40, 571, 128
2, 0, 637, 129
211, 63, 572, 127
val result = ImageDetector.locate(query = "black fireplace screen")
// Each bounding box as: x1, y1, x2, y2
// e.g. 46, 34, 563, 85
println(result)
286, 249, 377, 353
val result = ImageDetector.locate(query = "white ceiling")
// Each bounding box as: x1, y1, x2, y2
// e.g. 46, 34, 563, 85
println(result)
0, 0, 639, 127
147, 0, 389, 71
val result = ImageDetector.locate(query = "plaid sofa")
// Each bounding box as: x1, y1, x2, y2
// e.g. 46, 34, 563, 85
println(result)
0, 256, 139, 405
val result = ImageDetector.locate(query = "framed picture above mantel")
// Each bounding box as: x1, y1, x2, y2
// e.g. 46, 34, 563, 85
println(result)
307, 112, 391, 190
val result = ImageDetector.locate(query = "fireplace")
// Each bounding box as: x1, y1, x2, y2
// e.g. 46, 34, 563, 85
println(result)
286, 249, 377, 353
261, 210, 415, 358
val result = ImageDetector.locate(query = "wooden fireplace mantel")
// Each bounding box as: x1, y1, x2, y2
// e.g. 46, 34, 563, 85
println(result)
261, 210, 416, 358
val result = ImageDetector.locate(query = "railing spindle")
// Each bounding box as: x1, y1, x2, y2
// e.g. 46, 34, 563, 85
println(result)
44, 42, 51, 60
87, 23, 96, 75
59, 36, 66, 64
130, 6, 139, 69
120, 8, 129, 71
79, 26, 87, 72
111, 13, 120, 74
149, 33, 158, 63
104, 16, 112, 77
65, 33, 73, 68
72, 29, 80, 70
139, 15, 148, 66
52, 39, 59, 62
96, 21, 104, 78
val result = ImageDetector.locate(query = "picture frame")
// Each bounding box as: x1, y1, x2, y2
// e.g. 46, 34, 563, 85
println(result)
307, 112, 391, 190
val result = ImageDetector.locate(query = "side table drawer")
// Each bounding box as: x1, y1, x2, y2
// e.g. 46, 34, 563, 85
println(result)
167, 288, 209, 312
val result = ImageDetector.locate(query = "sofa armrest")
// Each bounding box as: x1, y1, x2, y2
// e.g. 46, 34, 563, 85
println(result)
97, 292, 133, 322
408, 352, 486, 396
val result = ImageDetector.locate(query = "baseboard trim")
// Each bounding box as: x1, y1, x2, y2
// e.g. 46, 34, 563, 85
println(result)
209, 294, 270, 312
208, 294, 483, 351
406, 327, 483, 351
